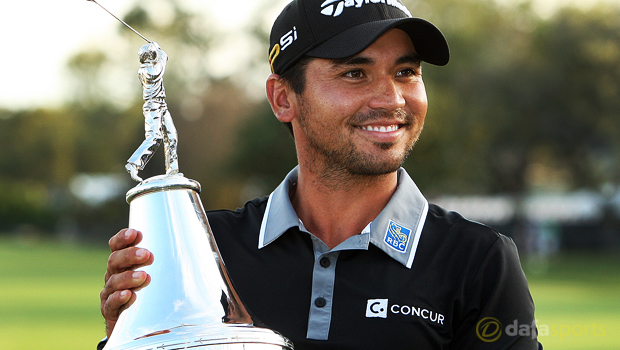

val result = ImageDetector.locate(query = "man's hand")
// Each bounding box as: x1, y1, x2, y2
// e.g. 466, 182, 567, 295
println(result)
100, 228, 153, 338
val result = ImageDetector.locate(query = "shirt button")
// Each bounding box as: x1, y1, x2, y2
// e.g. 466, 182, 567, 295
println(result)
319, 257, 331, 268
315, 297, 327, 308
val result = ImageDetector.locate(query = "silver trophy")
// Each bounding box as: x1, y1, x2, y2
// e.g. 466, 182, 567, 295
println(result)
89, 1, 293, 349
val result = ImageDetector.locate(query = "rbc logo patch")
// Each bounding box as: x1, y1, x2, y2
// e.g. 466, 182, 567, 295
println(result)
384, 220, 412, 253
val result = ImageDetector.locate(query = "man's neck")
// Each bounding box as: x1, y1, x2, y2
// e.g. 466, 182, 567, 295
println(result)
290, 167, 398, 249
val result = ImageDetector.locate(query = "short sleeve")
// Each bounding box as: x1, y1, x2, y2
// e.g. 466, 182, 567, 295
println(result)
451, 235, 540, 349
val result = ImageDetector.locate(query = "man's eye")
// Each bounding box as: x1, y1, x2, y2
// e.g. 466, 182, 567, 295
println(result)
343, 70, 364, 78
396, 68, 418, 77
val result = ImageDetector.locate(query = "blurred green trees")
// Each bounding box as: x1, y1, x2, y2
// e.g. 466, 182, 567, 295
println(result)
1, 0, 620, 244
406, 0, 620, 195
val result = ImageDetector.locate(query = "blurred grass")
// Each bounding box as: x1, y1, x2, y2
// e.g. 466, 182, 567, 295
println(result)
523, 252, 620, 349
0, 237, 618, 349
0, 237, 109, 350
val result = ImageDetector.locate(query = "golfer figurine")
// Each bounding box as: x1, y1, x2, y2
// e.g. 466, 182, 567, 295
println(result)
125, 41, 179, 182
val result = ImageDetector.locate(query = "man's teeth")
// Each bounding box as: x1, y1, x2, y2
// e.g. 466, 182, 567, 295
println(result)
359, 125, 399, 132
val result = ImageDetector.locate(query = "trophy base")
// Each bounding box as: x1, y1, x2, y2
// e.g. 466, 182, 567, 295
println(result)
105, 324, 294, 349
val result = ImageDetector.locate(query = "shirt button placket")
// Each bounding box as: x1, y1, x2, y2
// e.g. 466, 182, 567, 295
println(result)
306, 251, 339, 340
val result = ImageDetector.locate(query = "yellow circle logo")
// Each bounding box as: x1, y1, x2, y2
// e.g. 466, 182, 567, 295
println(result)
476, 317, 502, 342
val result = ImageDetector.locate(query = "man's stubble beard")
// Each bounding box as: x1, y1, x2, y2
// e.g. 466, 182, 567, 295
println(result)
296, 98, 421, 186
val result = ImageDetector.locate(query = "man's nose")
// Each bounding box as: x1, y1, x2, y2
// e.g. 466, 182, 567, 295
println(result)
367, 77, 406, 111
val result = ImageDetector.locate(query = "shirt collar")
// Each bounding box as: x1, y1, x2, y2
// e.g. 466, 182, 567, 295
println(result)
258, 166, 428, 268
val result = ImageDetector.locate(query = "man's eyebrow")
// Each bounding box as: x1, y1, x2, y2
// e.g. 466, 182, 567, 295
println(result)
330, 56, 374, 67
330, 53, 421, 68
396, 54, 422, 65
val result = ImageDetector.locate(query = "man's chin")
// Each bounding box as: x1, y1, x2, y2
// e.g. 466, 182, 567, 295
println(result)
346, 158, 405, 177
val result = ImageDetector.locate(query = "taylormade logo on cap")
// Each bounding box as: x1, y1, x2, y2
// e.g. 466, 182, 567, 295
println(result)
320, 0, 412, 18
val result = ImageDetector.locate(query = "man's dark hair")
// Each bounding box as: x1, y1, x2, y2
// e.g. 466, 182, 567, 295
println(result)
277, 55, 314, 136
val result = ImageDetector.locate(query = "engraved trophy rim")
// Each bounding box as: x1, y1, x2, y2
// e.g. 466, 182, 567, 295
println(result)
126, 174, 200, 203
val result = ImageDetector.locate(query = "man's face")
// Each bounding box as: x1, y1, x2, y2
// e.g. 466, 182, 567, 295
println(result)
290, 28, 428, 177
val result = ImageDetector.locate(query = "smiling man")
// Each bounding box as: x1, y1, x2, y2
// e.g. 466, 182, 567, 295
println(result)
267, 28, 429, 249
99, 0, 541, 349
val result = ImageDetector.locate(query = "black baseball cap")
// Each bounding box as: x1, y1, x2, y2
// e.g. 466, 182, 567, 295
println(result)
268, 0, 450, 75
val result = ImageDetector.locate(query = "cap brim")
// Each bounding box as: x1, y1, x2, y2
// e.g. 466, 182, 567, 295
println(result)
306, 18, 449, 66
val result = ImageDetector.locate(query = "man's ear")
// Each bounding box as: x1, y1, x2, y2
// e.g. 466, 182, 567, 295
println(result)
266, 74, 296, 123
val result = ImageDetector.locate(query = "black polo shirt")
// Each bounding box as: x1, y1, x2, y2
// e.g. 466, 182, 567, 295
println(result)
207, 167, 539, 349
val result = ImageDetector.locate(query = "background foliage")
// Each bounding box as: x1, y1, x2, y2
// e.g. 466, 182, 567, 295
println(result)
3, 0, 620, 244
1, 0, 620, 243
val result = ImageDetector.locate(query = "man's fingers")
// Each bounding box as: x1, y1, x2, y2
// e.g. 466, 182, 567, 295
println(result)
109, 228, 143, 252
100, 268, 152, 338
102, 228, 154, 337
102, 289, 132, 318
100, 270, 149, 334
102, 270, 149, 301
130, 273, 151, 293
106, 246, 153, 278
102, 289, 135, 338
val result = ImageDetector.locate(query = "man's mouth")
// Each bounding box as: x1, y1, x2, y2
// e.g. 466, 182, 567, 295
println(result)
358, 124, 401, 133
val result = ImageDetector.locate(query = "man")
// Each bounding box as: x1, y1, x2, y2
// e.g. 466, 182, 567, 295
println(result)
100, 0, 541, 349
